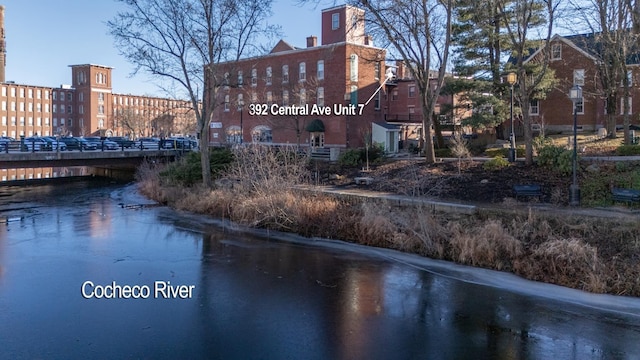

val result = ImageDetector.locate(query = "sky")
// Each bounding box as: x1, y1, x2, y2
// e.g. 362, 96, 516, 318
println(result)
2, 0, 330, 97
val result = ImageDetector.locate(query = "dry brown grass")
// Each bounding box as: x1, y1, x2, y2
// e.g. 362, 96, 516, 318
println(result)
137, 147, 640, 297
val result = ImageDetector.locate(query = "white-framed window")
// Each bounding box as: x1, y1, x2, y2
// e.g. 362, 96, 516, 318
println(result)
575, 97, 584, 115
36, 117, 41, 126
350, 54, 358, 82
237, 70, 243, 86
19, 117, 24, 125
237, 94, 244, 110
551, 43, 562, 60
374, 62, 381, 81
1, 116, 5, 126
266, 91, 272, 106
67, 93, 72, 101
332, 13, 339, 30
282, 65, 289, 83
19, 88, 24, 98
10, 101, 15, 111
28, 103, 33, 112
224, 95, 230, 111
529, 100, 540, 115
28, 117, 33, 125
10, 116, 15, 125
36, 103, 41, 112
251, 125, 272, 143
573, 69, 585, 86
1, 87, 5, 96
317, 60, 324, 80
1, 101, 5, 111
10, 88, 15, 97
408, 85, 416, 98
44, 90, 49, 100
299, 62, 306, 82
19, 102, 24, 111
317, 87, 324, 107
28, 89, 33, 98
251, 68, 257, 86
45, 104, 49, 113
374, 91, 381, 110
36, 90, 41, 99
98, 105, 104, 115
67, 105, 72, 114
620, 97, 632, 115
282, 90, 289, 106
266, 67, 272, 85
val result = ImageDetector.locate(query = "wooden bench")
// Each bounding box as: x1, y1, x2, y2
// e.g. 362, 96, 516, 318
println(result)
611, 188, 640, 204
513, 184, 542, 201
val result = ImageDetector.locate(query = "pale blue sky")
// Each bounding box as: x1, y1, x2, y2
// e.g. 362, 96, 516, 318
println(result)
3, 0, 327, 97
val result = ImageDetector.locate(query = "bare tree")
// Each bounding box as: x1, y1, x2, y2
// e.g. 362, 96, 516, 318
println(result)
348, 0, 455, 164
108, 0, 277, 186
572, 0, 638, 143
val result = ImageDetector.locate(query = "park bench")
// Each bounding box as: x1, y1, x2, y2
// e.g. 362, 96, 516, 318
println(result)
513, 184, 543, 201
611, 188, 640, 204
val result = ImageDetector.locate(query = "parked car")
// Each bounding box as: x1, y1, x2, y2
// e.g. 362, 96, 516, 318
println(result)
41, 136, 68, 151
107, 136, 136, 149
84, 137, 119, 150
161, 137, 197, 150
136, 137, 161, 150
59, 137, 99, 151
22, 137, 51, 151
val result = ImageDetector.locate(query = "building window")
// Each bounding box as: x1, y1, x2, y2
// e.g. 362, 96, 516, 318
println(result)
60, 104, 65, 113
28, 103, 33, 112
79, 92, 84, 102
374, 62, 381, 81
266, 91, 273, 106
408, 85, 416, 98
37, 117, 41, 126
36, 90, 41, 99
44, 91, 49, 100
620, 97, 632, 115
11, 116, 16, 125
551, 43, 562, 60
19, 117, 24, 126
282, 90, 289, 106
317, 60, 324, 80
10, 101, 15, 111
575, 97, 584, 115
10, 88, 15, 97
237, 94, 244, 110
573, 69, 585, 86
282, 65, 289, 83
392, 90, 398, 101
52, 91, 57, 100
1, 87, 5, 96
350, 54, 358, 82
1, 116, 5, 125
317, 87, 324, 107
28, 89, 33, 98
28, 117, 33, 126
237, 70, 243, 86
529, 100, 540, 115
251, 68, 257, 86
224, 95, 230, 111
299, 62, 306, 82
299, 88, 306, 106
45, 104, 49, 113
67, 93, 72, 101
622, 70, 633, 87
67, 105, 72, 114
266, 67, 272, 85
19, 88, 25, 98
79, 105, 84, 114
374, 91, 381, 110
1, 101, 5, 111
332, 13, 339, 30
36, 103, 41, 112
59, 92, 65, 101
98, 93, 104, 104
252, 125, 272, 143
98, 105, 104, 115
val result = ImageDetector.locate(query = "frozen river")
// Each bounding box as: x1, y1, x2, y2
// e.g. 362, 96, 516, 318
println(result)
0, 180, 639, 359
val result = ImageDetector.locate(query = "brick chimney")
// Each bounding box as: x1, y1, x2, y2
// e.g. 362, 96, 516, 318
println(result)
306, 35, 317, 48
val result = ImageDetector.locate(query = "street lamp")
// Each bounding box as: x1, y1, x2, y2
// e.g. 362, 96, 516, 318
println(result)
569, 84, 582, 206
238, 99, 244, 144
506, 72, 517, 162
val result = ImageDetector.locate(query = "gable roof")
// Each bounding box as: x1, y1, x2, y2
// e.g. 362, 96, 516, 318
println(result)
270, 40, 297, 54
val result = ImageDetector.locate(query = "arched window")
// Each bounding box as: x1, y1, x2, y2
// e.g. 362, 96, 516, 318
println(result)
251, 125, 272, 143
226, 125, 242, 144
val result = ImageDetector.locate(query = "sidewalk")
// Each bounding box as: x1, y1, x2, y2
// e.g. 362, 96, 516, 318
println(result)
297, 185, 640, 222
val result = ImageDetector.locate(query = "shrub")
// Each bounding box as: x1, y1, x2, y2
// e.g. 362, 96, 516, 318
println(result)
338, 148, 362, 167
434, 148, 452, 157
484, 147, 525, 158
536, 145, 574, 175
615, 145, 640, 156
337, 145, 385, 167
160, 148, 233, 186
483, 156, 510, 171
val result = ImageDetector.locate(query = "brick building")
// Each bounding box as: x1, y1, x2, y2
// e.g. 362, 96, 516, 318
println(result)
526, 34, 640, 133
208, 4, 387, 154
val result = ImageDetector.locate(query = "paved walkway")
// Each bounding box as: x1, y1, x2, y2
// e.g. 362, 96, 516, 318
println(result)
297, 185, 640, 222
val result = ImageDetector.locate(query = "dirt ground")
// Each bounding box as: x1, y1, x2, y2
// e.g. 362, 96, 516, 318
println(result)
316, 159, 572, 205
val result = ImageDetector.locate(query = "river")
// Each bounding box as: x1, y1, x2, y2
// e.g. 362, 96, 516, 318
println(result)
0, 180, 639, 359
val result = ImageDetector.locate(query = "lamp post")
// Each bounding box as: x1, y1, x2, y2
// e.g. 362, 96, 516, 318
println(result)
569, 84, 582, 206
506, 72, 517, 162
238, 99, 244, 144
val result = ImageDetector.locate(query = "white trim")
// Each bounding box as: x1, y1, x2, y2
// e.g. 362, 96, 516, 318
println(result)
524, 34, 598, 65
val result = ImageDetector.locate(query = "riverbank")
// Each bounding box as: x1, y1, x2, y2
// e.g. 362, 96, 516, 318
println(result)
136, 150, 640, 297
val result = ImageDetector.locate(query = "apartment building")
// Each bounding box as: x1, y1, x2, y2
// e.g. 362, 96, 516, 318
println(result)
208, 4, 387, 152
526, 33, 640, 133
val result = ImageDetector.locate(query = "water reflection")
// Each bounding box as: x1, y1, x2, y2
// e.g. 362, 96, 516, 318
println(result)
0, 182, 638, 359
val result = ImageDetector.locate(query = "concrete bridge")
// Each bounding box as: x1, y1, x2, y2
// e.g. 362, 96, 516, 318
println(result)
0, 149, 189, 169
